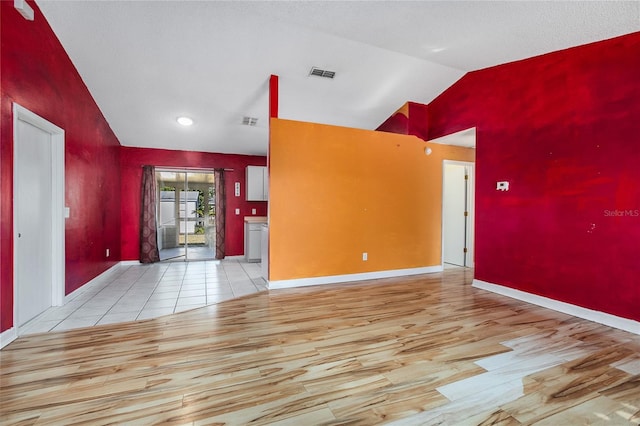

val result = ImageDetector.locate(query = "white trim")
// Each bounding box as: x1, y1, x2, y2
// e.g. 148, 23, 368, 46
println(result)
14, 0, 34, 21
120, 258, 240, 265
50, 119, 65, 307
12, 103, 65, 337
3, 262, 126, 349
472, 279, 640, 335
0, 327, 18, 350
268, 266, 443, 289
64, 262, 124, 304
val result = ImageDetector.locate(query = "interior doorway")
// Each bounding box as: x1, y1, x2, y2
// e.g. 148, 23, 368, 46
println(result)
442, 161, 475, 267
13, 103, 65, 331
156, 170, 216, 261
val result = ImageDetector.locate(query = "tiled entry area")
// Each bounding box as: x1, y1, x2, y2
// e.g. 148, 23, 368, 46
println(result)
19, 259, 267, 335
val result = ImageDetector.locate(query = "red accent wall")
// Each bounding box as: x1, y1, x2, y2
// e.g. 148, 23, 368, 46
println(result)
377, 102, 429, 141
406, 102, 429, 141
1, 1, 122, 332
377, 111, 409, 135
120, 147, 267, 260
269, 74, 279, 119
428, 32, 640, 321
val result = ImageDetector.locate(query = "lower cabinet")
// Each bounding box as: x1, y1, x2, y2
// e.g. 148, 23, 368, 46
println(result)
261, 224, 268, 280
245, 222, 262, 262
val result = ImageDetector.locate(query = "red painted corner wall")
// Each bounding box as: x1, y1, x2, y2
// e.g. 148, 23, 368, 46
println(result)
407, 102, 429, 141
376, 102, 429, 141
376, 111, 409, 135
120, 147, 267, 260
428, 32, 640, 321
1, 1, 122, 332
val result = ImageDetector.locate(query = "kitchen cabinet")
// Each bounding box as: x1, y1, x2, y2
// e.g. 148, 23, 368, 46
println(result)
246, 166, 268, 201
261, 223, 268, 280
244, 217, 267, 262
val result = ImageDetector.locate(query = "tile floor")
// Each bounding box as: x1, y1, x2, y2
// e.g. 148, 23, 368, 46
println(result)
19, 258, 267, 335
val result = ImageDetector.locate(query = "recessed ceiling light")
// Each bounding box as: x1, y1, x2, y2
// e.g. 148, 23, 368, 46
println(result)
177, 116, 194, 126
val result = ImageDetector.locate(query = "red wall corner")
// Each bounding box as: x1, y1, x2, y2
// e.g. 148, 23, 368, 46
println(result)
269, 74, 279, 119
407, 102, 429, 141
377, 102, 429, 142
1, 0, 122, 332
428, 31, 640, 322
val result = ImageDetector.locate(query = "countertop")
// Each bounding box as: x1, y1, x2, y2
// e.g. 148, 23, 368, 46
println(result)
244, 216, 267, 223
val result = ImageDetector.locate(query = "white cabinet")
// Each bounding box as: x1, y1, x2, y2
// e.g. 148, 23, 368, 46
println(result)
245, 222, 262, 262
246, 166, 268, 201
261, 224, 268, 280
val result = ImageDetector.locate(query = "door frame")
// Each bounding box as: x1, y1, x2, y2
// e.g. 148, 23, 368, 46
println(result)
13, 103, 65, 333
441, 160, 475, 268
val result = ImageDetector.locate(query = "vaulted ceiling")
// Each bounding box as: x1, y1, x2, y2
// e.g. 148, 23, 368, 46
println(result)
37, 1, 640, 156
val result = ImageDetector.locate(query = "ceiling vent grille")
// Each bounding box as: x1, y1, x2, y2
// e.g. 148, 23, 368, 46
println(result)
309, 67, 336, 79
242, 116, 258, 126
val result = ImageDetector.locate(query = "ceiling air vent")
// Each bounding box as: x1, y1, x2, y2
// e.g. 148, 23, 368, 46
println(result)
309, 67, 336, 79
242, 116, 258, 126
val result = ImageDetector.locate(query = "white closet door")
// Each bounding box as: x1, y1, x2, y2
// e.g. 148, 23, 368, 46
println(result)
16, 119, 53, 325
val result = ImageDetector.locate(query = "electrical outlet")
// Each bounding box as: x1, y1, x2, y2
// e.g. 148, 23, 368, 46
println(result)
106, 248, 110, 257
235, 208, 240, 215
362, 252, 368, 261
252, 208, 256, 215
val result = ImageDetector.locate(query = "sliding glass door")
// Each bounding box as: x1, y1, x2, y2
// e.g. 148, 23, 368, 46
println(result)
156, 170, 215, 261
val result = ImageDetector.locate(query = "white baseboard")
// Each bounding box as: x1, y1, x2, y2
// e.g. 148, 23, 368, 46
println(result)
122, 257, 245, 264
224, 255, 245, 261
472, 279, 640, 335
0, 327, 17, 350
2, 263, 124, 349
269, 265, 443, 290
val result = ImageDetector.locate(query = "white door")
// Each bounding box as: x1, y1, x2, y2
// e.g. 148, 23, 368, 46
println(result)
15, 119, 53, 326
443, 163, 469, 266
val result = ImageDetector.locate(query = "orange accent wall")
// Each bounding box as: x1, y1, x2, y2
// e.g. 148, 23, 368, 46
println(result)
269, 118, 474, 281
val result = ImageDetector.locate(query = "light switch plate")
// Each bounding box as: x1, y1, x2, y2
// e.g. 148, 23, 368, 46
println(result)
235, 208, 240, 215
252, 208, 256, 215
235, 182, 240, 197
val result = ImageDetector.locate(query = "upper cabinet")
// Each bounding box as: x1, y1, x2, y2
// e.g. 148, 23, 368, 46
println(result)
246, 166, 268, 201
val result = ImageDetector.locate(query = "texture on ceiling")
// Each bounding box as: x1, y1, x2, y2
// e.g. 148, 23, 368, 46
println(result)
429, 128, 476, 149
36, 1, 640, 156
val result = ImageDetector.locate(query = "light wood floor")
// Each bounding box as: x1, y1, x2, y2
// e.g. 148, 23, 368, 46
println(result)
1, 268, 639, 425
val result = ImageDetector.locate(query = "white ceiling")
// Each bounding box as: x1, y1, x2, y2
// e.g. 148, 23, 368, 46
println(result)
429, 128, 476, 148
36, 1, 640, 156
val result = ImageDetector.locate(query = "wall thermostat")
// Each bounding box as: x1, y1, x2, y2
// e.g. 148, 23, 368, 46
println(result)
497, 181, 509, 191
